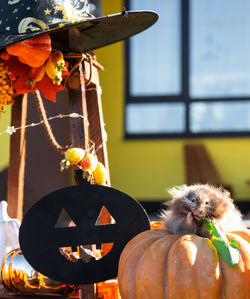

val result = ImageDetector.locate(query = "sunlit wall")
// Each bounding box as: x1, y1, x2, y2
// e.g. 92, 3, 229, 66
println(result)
96, 0, 250, 201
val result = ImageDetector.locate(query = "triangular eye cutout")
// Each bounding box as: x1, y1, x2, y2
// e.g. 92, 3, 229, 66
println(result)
55, 208, 77, 228
95, 206, 116, 225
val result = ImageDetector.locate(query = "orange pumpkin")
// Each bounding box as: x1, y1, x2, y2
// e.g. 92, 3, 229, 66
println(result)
118, 229, 250, 299
6, 34, 52, 68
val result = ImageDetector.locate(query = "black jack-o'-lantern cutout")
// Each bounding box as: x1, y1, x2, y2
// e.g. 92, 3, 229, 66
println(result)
19, 182, 150, 284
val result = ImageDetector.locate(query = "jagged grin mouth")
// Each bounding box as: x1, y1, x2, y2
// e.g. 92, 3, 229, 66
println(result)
59, 243, 114, 263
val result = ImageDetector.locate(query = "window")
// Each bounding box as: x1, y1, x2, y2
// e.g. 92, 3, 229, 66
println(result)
125, 0, 250, 138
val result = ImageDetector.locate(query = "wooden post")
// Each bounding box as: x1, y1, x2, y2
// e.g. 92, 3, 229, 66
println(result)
7, 94, 27, 221
67, 61, 95, 299
84, 59, 110, 186
67, 63, 89, 149
66, 53, 114, 298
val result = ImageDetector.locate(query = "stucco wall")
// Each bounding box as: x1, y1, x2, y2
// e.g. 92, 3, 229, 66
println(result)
95, 0, 250, 201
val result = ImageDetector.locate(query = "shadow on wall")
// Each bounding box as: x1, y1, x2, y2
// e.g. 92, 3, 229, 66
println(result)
0, 167, 8, 202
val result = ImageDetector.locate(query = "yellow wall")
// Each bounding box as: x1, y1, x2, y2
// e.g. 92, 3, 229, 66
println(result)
0, 107, 11, 171
96, 0, 250, 201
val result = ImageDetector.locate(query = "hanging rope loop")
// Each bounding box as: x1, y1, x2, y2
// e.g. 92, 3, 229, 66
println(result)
63, 53, 101, 90
33, 53, 103, 153
33, 90, 69, 153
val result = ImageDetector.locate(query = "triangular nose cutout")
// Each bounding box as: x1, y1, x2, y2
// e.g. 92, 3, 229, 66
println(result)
55, 208, 76, 228
95, 206, 116, 225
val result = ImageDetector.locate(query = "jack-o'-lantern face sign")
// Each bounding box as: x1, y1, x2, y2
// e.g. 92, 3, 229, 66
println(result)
19, 183, 150, 284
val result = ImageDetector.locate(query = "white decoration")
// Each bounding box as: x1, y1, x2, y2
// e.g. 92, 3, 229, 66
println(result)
8, 0, 21, 5
5, 126, 16, 135
18, 17, 48, 33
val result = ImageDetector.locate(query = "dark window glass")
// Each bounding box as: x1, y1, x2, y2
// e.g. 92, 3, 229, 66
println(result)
125, 0, 250, 138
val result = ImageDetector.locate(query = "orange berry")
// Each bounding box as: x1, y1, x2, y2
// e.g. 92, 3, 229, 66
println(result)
93, 162, 107, 185
65, 148, 85, 165
80, 153, 98, 172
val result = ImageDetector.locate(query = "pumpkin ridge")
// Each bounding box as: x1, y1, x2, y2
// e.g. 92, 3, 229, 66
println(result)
167, 234, 222, 299
195, 236, 222, 299
118, 229, 168, 298
218, 249, 226, 299
164, 234, 181, 299
135, 233, 179, 299
230, 230, 250, 243
194, 236, 203, 299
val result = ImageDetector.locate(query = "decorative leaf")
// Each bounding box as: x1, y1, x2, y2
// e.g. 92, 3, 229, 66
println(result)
38, 74, 64, 102
198, 217, 239, 268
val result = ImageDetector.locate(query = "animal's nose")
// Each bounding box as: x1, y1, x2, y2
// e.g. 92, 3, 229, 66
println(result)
192, 209, 203, 216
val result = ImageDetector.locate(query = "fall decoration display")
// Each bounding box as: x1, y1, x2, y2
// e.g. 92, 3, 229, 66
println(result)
1, 248, 79, 296
60, 147, 107, 185
0, 61, 14, 111
118, 228, 250, 299
19, 183, 151, 284
0, 34, 69, 112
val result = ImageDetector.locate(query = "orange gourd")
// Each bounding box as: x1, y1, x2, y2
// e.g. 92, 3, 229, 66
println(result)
118, 229, 250, 299
6, 34, 52, 68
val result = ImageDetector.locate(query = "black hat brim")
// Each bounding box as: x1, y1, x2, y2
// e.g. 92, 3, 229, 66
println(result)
0, 11, 158, 51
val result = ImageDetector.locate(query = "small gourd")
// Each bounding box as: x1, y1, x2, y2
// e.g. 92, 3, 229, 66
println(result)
6, 34, 52, 68
1, 248, 79, 296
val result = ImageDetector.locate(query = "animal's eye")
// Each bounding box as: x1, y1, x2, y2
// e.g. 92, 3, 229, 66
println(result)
187, 194, 195, 203
205, 201, 209, 205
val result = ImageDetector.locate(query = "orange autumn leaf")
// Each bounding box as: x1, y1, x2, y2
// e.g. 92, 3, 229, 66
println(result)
38, 74, 64, 103
3, 56, 36, 94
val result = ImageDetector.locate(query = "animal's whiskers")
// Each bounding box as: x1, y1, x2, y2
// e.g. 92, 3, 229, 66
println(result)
160, 184, 245, 237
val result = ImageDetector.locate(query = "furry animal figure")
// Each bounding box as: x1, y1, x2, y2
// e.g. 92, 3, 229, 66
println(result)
160, 184, 246, 237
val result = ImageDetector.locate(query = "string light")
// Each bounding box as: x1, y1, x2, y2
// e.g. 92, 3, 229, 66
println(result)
0, 113, 88, 136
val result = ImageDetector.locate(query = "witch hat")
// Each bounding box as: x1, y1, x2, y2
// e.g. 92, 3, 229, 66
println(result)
0, 0, 158, 51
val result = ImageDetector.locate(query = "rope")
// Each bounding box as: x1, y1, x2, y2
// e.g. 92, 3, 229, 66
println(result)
33, 90, 69, 153
63, 55, 84, 90
84, 54, 93, 87
63, 53, 104, 70
32, 53, 103, 153
63, 53, 96, 90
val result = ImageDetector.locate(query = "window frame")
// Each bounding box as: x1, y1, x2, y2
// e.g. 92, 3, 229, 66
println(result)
124, 0, 250, 139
